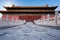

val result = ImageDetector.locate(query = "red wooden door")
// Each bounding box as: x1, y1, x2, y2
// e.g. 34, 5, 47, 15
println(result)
19, 16, 41, 22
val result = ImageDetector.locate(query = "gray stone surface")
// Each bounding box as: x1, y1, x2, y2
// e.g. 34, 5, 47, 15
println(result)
0, 22, 60, 40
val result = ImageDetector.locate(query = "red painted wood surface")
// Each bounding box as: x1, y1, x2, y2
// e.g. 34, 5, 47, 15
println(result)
2, 16, 6, 19
8, 16, 12, 20
19, 16, 41, 22
14, 16, 19, 20
2, 15, 55, 22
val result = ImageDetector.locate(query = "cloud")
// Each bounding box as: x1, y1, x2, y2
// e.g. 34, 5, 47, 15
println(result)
3, 0, 14, 6
0, 0, 14, 10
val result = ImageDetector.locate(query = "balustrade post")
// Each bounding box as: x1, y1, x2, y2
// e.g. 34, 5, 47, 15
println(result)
47, 14, 50, 25
6, 14, 9, 26
55, 11, 58, 25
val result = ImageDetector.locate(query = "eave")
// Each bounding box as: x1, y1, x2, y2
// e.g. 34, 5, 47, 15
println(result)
3, 6, 58, 10
0, 10, 55, 13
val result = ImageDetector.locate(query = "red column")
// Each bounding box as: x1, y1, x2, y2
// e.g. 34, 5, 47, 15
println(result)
2, 15, 6, 21
8, 16, 12, 20
13, 16, 19, 20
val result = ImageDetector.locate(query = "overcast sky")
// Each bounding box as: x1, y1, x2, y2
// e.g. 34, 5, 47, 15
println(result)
0, 0, 60, 18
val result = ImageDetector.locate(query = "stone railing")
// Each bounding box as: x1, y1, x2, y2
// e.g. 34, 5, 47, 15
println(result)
0, 19, 26, 27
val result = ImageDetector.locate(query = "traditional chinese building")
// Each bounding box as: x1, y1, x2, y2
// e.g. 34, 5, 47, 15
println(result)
0, 4, 58, 22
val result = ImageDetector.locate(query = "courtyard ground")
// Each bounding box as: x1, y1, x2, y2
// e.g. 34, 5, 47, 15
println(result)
0, 22, 60, 40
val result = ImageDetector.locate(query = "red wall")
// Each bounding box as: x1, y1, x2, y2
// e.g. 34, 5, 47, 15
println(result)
2, 15, 55, 21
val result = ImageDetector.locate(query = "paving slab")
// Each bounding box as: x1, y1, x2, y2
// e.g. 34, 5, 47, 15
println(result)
0, 22, 60, 40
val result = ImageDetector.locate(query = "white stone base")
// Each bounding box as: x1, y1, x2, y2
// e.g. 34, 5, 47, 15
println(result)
0, 20, 26, 27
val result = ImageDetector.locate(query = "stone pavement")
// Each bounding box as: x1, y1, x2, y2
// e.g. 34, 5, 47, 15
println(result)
0, 22, 60, 40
